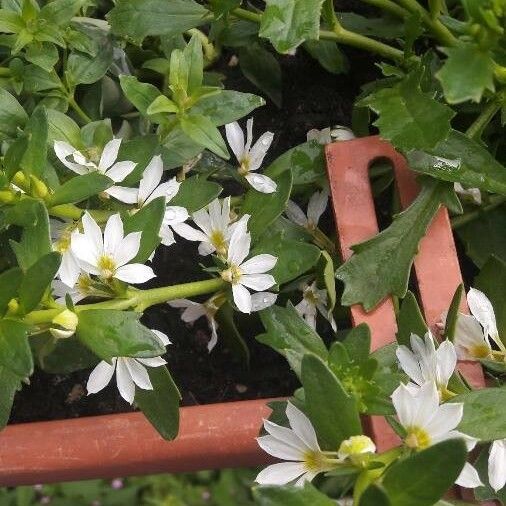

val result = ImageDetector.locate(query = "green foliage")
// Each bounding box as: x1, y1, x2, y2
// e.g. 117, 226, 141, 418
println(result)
253, 483, 335, 505
396, 291, 427, 346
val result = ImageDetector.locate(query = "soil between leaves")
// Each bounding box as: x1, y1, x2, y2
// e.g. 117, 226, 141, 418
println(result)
10, 49, 375, 424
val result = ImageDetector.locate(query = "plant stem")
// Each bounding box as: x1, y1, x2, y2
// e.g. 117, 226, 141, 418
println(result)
465, 99, 501, 140
362, 0, 408, 18
67, 95, 92, 124
451, 196, 506, 229
312, 227, 336, 255
394, 0, 458, 46
49, 203, 113, 222
232, 7, 405, 62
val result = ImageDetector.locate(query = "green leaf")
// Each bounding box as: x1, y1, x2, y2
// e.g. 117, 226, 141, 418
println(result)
259, 0, 324, 54
184, 33, 203, 95
170, 175, 222, 212
39, 0, 83, 25
76, 310, 166, 361
46, 109, 81, 147
436, 43, 495, 104
160, 126, 203, 169
25, 41, 58, 72
122, 197, 165, 263
135, 365, 181, 440
396, 291, 427, 346
343, 323, 371, 362
50, 173, 113, 206
407, 130, 506, 195
252, 232, 321, 285
0, 267, 22, 316
473, 445, 506, 502
190, 90, 265, 126
119, 135, 160, 186
0, 366, 21, 429
336, 180, 450, 311
0, 320, 32, 378
304, 39, 349, 75
215, 302, 249, 365
179, 114, 229, 158
0, 9, 23, 32
119, 75, 162, 117
146, 95, 179, 115
241, 170, 292, 240
360, 484, 391, 506
66, 36, 113, 86
302, 353, 362, 448
318, 250, 336, 311
239, 43, 282, 107
20, 106, 48, 177
107, 0, 210, 44
18, 251, 61, 313
443, 284, 464, 341
0, 87, 27, 140
360, 71, 455, 151
23, 64, 61, 93
253, 483, 336, 506
258, 303, 327, 378
381, 439, 467, 506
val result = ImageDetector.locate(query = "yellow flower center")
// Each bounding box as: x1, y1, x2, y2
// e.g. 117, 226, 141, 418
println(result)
210, 230, 227, 256
97, 255, 117, 279
238, 157, 250, 175
405, 426, 431, 450
469, 343, 491, 359
77, 275, 92, 294
221, 264, 242, 284
303, 288, 320, 305
53, 224, 77, 253
303, 450, 327, 472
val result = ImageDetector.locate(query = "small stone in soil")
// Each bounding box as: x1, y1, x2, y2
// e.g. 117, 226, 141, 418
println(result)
235, 383, 248, 394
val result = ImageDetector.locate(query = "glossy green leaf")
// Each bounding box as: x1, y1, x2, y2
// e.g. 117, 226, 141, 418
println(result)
0, 9, 23, 33
50, 173, 113, 206
122, 197, 165, 263
343, 323, 371, 363
46, 109, 82, 148
190, 90, 265, 126
396, 291, 427, 346
119, 75, 162, 117
0, 320, 32, 378
239, 43, 282, 107
18, 251, 61, 313
184, 34, 203, 95
77, 310, 166, 361
253, 483, 336, 506
25, 41, 58, 72
437, 43, 495, 104
257, 303, 327, 378
0, 267, 22, 316
318, 250, 336, 311
443, 284, 464, 341
160, 127, 203, 170
259, 0, 324, 54
360, 71, 455, 151
360, 484, 391, 506
304, 39, 349, 74
215, 302, 249, 366
146, 95, 179, 115
179, 114, 229, 159
20, 106, 48, 177
336, 180, 451, 311
0, 87, 27, 140
170, 176, 222, 212
407, 130, 506, 195
473, 445, 506, 502
135, 365, 181, 440
0, 366, 21, 429
119, 135, 160, 186
107, 0, 210, 43
302, 353, 362, 448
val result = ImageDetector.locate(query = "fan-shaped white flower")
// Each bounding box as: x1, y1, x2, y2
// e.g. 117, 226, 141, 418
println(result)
50, 219, 81, 288
489, 439, 506, 492
396, 332, 457, 398
220, 222, 277, 313
295, 281, 336, 332
286, 190, 328, 231
306, 125, 355, 144
71, 213, 155, 284
454, 288, 506, 360
87, 330, 170, 404
54, 138, 136, 196
256, 402, 330, 486
225, 118, 276, 194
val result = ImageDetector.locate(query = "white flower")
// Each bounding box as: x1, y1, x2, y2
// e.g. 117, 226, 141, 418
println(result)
54, 138, 136, 196
329, 125, 355, 141
86, 330, 170, 404
306, 126, 355, 144
306, 127, 332, 145
286, 190, 328, 231
174, 197, 234, 256
49, 309, 79, 339
295, 281, 336, 332
396, 332, 457, 397
220, 222, 277, 313
225, 118, 276, 194
71, 212, 156, 284
454, 182, 482, 205
489, 439, 506, 492
106, 155, 189, 248
50, 219, 81, 288
454, 288, 506, 360
256, 402, 329, 486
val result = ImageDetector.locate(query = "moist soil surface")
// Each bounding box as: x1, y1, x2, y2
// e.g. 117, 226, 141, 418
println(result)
10, 46, 377, 424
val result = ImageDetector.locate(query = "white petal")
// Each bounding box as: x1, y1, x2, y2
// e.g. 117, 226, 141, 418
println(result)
103, 214, 124, 257
489, 439, 506, 492
436, 340, 457, 386
262, 420, 308, 451
159, 224, 175, 246
192, 208, 213, 236
137, 356, 167, 367
106, 186, 138, 204
138, 155, 163, 204
98, 138, 122, 170
232, 284, 252, 313
248, 131, 274, 171
207, 318, 218, 352
286, 402, 320, 450
225, 121, 245, 161
245, 173, 277, 193
172, 222, 208, 242
115, 358, 136, 404
424, 402, 463, 439
198, 241, 216, 256
227, 226, 251, 266
307, 190, 328, 226
255, 462, 306, 486
114, 264, 156, 284
81, 212, 103, 257
456, 462, 483, 488
87, 360, 116, 394
151, 329, 171, 346
240, 273, 275, 291
396, 346, 424, 386
245, 117, 253, 153
285, 201, 308, 227
251, 292, 277, 312
164, 206, 189, 225
467, 288, 500, 345
240, 254, 277, 274
71, 233, 99, 268
58, 251, 81, 288
54, 141, 87, 174
105, 161, 137, 182
257, 435, 305, 460
454, 313, 490, 360
125, 358, 153, 390
114, 232, 142, 266
149, 177, 180, 204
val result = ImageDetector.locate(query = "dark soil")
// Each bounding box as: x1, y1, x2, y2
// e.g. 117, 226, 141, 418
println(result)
10, 47, 376, 424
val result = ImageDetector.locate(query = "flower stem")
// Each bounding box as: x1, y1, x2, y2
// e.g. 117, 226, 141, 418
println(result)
362, 0, 408, 18
67, 95, 93, 125
465, 99, 501, 140
451, 195, 506, 229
